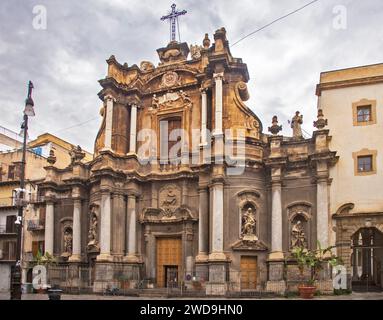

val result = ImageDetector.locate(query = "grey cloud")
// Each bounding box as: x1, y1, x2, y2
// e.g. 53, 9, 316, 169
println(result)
0, 0, 382, 151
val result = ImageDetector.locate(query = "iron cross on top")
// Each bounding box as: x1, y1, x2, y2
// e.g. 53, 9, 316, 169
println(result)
161, 3, 187, 43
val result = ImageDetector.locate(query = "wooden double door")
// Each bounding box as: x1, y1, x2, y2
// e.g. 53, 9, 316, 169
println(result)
156, 237, 182, 287
240, 256, 257, 289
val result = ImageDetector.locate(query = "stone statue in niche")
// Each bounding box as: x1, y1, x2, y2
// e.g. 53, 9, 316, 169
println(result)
290, 220, 307, 248
241, 207, 257, 241
87, 206, 99, 251
291, 111, 303, 139
62, 227, 73, 257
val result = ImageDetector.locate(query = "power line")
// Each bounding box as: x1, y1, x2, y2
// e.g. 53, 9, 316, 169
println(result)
231, 0, 321, 47
53, 116, 99, 134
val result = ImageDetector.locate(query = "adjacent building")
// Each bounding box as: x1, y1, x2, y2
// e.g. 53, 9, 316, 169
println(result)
317, 63, 383, 290
0, 128, 92, 291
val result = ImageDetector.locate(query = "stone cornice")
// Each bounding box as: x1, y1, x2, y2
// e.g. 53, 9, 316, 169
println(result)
316, 75, 383, 96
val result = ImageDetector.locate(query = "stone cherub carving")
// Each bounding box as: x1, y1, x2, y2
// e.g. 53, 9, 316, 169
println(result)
163, 188, 177, 207
190, 44, 202, 60
291, 111, 303, 139
242, 207, 256, 237
290, 220, 307, 248
152, 94, 159, 109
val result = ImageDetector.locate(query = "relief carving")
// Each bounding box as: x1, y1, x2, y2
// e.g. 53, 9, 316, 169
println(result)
151, 90, 192, 110
159, 184, 181, 218
140, 61, 155, 73
190, 44, 202, 60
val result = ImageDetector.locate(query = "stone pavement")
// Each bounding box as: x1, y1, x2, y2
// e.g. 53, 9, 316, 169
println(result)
0, 292, 382, 300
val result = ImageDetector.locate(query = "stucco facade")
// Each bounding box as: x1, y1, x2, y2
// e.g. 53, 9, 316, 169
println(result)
317, 63, 383, 290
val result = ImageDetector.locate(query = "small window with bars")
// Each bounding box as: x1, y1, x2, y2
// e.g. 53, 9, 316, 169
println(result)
357, 105, 372, 123
357, 155, 373, 172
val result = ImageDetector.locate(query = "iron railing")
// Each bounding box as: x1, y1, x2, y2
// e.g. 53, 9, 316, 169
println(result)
27, 219, 45, 231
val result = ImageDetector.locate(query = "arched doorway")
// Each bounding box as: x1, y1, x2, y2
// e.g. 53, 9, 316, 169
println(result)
351, 227, 383, 292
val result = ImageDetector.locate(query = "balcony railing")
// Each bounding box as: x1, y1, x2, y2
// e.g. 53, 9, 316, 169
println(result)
27, 219, 45, 231
0, 224, 17, 234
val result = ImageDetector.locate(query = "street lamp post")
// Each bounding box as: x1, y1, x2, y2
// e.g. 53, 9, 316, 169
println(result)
10, 81, 35, 300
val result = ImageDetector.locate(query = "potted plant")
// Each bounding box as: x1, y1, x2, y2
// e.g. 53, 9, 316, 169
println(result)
291, 241, 342, 299
118, 275, 130, 290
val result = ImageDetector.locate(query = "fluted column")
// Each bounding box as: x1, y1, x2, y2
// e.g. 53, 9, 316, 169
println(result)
196, 187, 209, 261
200, 89, 208, 145
270, 181, 284, 260
317, 178, 329, 248
125, 194, 139, 262
44, 201, 55, 255
69, 199, 81, 262
213, 73, 224, 135
129, 104, 137, 153
104, 95, 115, 151
97, 191, 112, 261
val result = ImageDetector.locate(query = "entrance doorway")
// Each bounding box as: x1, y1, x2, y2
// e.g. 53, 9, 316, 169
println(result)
240, 256, 257, 289
156, 237, 182, 287
351, 227, 383, 292
164, 266, 179, 288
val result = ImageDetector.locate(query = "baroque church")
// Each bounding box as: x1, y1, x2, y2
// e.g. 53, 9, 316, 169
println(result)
36, 26, 337, 294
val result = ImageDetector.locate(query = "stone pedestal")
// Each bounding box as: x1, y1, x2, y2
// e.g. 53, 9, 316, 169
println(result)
93, 262, 116, 293
266, 261, 286, 294
206, 261, 228, 296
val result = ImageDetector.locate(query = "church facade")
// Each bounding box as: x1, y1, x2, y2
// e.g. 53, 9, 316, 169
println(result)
36, 28, 337, 294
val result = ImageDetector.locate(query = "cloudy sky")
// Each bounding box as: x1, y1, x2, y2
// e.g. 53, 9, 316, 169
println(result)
0, 0, 382, 152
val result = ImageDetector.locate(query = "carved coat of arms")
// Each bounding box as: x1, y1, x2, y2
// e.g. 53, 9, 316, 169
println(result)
160, 71, 182, 88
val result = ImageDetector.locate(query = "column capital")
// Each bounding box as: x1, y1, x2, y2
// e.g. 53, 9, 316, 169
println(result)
199, 87, 208, 94
104, 94, 116, 103
213, 72, 224, 81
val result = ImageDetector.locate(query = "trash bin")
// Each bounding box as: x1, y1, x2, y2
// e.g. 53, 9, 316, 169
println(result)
47, 288, 63, 300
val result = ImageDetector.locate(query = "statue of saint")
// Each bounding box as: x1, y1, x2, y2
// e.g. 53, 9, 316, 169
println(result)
291, 220, 307, 248
242, 207, 256, 236
291, 111, 303, 139
87, 208, 98, 247
64, 229, 73, 254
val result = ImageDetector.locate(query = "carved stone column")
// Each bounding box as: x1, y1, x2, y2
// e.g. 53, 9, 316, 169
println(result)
97, 190, 112, 261
200, 88, 208, 145
213, 73, 224, 135
317, 176, 329, 248
103, 95, 115, 151
129, 104, 137, 153
125, 194, 139, 262
69, 199, 81, 262
196, 187, 209, 261
44, 200, 55, 255
270, 180, 284, 260
209, 181, 225, 259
